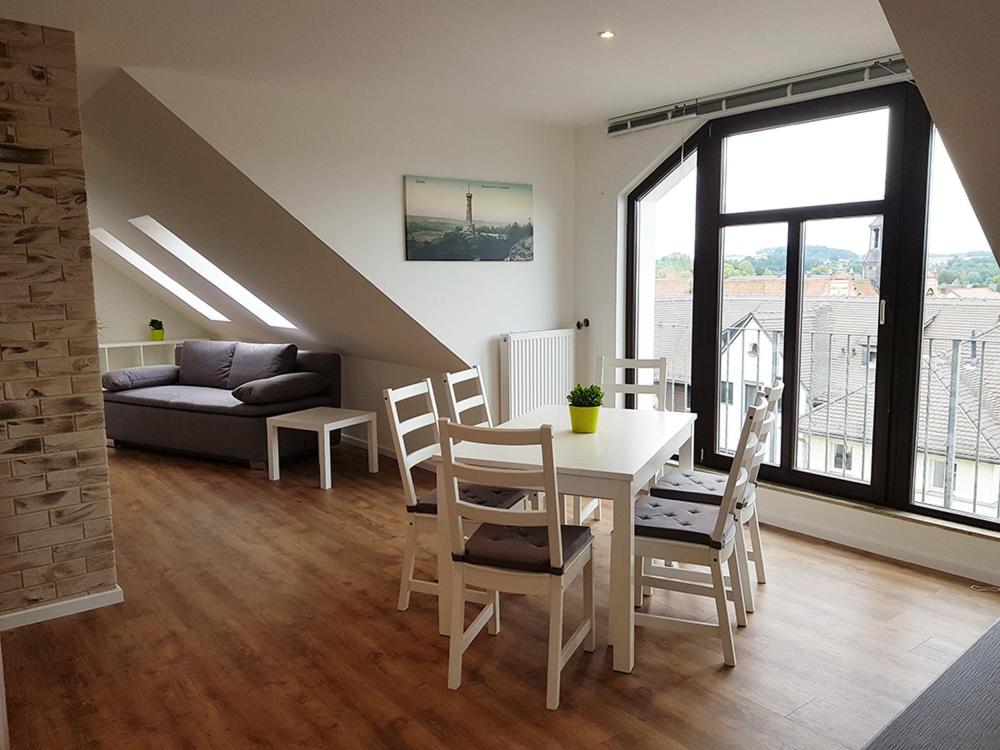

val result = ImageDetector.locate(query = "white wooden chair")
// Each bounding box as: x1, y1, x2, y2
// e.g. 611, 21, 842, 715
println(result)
645, 378, 784, 613
439, 419, 595, 710
629, 399, 764, 667
597, 355, 669, 412
563, 355, 669, 526
442, 365, 494, 428
384, 379, 528, 612
442, 365, 550, 513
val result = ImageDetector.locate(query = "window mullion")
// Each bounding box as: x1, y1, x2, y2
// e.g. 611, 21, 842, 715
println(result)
780, 220, 803, 472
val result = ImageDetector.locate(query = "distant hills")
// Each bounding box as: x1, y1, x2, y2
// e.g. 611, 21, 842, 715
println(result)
656, 245, 999, 289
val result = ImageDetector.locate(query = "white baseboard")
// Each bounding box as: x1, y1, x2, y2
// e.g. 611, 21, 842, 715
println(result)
757, 486, 1000, 586
0, 585, 124, 632
340, 431, 395, 458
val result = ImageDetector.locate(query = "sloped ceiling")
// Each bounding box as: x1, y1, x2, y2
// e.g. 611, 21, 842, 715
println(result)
83, 70, 463, 371
879, 0, 1000, 263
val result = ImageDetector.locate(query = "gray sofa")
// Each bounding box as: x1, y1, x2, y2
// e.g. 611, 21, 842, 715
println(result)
103, 340, 341, 465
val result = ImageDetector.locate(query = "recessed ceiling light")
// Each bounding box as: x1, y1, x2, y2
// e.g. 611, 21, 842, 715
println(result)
129, 216, 297, 329
597, 29, 615, 40
90, 228, 230, 322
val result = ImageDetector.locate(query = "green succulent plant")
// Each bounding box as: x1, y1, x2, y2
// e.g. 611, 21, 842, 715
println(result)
566, 383, 604, 408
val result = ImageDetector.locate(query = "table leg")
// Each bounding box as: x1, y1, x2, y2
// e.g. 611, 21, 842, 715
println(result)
318, 429, 332, 490
610, 481, 636, 673
436, 462, 451, 636
367, 418, 379, 473
679, 424, 695, 470
267, 423, 280, 481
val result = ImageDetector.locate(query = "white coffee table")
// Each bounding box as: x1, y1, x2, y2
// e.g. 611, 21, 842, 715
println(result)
266, 407, 378, 489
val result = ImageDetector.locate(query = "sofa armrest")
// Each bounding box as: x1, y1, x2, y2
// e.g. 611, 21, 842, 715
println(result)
232, 372, 330, 405
102, 364, 179, 391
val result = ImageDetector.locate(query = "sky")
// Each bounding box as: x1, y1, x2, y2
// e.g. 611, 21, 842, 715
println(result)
403, 175, 533, 224
649, 112, 992, 261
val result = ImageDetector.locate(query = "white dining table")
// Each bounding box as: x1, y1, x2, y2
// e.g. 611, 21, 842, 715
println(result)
432, 405, 696, 673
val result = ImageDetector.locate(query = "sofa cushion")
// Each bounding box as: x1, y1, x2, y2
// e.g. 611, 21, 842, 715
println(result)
227, 343, 298, 388
232, 372, 330, 405
103, 384, 333, 417
178, 340, 237, 388
102, 364, 179, 391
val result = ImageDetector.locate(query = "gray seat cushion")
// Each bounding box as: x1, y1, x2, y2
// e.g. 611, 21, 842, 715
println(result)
227, 342, 298, 388
455, 523, 592, 575
232, 372, 330, 404
634, 496, 734, 549
408, 485, 527, 515
650, 469, 756, 509
178, 340, 237, 388
650, 469, 727, 504
102, 384, 333, 417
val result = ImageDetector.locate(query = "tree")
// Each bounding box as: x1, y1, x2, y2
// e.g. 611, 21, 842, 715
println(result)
655, 253, 694, 278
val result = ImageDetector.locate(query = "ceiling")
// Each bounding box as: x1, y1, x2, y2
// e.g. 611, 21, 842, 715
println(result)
0, 0, 898, 126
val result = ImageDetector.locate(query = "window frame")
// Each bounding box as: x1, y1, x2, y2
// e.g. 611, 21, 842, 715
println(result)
625, 83, 1000, 533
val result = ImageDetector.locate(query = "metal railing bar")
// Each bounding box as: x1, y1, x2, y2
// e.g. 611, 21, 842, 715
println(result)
921, 338, 932, 504
825, 332, 832, 473
862, 333, 871, 482
972, 342, 985, 516
843, 333, 851, 478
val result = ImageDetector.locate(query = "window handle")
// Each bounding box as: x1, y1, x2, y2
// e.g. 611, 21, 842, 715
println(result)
879, 299, 887, 325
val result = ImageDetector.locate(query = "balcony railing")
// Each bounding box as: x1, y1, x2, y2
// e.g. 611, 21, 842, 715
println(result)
654, 323, 1000, 521
916, 336, 999, 520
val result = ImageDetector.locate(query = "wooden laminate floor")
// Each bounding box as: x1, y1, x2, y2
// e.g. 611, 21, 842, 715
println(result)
4, 444, 999, 749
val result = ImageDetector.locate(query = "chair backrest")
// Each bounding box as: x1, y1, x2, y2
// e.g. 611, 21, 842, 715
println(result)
442, 365, 494, 428
438, 420, 564, 569
713, 399, 765, 541
746, 410, 775, 487
384, 379, 440, 510
596, 356, 669, 411
759, 378, 784, 464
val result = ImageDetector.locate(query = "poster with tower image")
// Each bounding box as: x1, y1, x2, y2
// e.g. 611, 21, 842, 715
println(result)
404, 175, 533, 261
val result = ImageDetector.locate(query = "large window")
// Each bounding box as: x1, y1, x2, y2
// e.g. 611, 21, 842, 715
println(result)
627, 84, 1000, 531
722, 108, 890, 213
632, 149, 697, 412
796, 215, 882, 484
913, 130, 1000, 522
718, 222, 786, 461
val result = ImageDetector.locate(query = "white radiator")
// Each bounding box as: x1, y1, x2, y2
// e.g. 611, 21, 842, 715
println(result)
499, 329, 576, 422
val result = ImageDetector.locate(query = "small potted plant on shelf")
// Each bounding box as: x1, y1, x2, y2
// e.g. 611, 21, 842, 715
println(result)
148, 318, 165, 341
566, 383, 604, 434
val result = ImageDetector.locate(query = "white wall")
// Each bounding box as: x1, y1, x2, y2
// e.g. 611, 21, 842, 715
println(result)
127, 68, 578, 411
93, 256, 209, 344
572, 118, 698, 379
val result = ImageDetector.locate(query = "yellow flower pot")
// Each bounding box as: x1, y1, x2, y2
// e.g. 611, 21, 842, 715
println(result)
150, 329, 164, 341
569, 405, 600, 434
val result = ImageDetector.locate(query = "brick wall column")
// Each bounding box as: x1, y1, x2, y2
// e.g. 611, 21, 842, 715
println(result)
0, 18, 117, 617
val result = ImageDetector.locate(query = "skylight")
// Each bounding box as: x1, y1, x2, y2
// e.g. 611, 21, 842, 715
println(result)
129, 216, 297, 329
89, 228, 230, 322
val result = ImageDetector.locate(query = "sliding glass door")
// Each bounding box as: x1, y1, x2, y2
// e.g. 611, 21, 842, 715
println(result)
695, 92, 901, 503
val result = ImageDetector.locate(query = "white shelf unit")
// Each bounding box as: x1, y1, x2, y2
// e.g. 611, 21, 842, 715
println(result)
98, 339, 185, 372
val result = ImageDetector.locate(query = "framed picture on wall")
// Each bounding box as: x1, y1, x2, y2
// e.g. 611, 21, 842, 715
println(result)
404, 175, 533, 261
